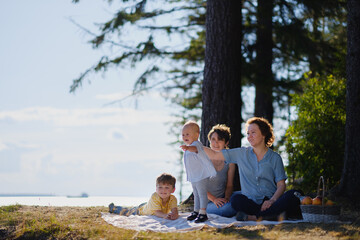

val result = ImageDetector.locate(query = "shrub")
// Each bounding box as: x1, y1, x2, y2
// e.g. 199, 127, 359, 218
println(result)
285, 73, 346, 194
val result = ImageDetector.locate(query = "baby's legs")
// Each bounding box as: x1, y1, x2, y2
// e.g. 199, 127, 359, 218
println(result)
192, 178, 209, 213
191, 182, 200, 212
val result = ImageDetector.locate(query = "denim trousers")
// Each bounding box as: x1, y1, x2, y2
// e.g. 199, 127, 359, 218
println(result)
206, 201, 237, 217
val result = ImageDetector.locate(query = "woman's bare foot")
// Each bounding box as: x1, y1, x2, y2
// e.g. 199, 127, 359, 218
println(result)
247, 215, 257, 221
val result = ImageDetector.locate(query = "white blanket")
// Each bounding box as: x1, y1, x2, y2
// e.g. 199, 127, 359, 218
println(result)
101, 212, 303, 232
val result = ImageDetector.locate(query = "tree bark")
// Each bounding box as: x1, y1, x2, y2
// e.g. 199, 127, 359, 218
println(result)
337, 0, 360, 202
254, 0, 274, 124
202, 0, 242, 190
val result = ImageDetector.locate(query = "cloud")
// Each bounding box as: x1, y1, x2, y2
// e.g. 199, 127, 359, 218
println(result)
0, 142, 31, 173
0, 142, 8, 151
0, 107, 174, 127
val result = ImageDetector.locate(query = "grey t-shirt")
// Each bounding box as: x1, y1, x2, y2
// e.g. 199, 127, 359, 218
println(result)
208, 163, 229, 199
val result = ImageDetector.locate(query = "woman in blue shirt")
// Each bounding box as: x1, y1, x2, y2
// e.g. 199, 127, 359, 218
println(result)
181, 117, 302, 221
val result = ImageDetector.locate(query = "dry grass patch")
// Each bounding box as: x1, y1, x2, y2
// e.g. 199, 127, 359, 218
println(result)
1, 205, 359, 239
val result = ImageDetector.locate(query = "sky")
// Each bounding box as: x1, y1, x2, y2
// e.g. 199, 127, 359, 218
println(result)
0, 1, 190, 198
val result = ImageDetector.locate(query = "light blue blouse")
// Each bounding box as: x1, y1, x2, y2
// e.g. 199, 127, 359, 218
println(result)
222, 147, 287, 204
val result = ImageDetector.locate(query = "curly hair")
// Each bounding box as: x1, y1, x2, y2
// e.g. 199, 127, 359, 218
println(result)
245, 117, 275, 147
207, 124, 231, 148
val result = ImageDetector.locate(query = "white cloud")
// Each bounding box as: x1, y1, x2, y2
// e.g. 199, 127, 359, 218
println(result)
0, 107, 174, 127
0, 142, 8, 151
0, 141, 40, 173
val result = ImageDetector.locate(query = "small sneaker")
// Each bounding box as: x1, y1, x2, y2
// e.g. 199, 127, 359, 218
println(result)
235, 211, 248, 221
187, 211, 199, 221
194, 214, 208, 223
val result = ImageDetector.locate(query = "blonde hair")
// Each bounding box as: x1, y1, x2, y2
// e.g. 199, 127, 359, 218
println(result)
183, 120, 200, 133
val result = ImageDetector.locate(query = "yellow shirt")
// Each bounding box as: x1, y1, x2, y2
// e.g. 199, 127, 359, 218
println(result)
139, 192, 178, 215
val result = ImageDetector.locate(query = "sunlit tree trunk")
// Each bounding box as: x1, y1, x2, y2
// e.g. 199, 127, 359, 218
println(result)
201, 0, 242, 190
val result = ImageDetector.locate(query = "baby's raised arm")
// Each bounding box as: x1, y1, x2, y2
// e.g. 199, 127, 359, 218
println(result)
180, 145, 197, 153
180, 145, 225, 161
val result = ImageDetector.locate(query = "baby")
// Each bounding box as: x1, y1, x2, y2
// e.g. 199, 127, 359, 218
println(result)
180, 120, 216, 223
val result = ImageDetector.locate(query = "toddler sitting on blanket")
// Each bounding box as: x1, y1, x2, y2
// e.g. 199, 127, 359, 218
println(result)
109, 173, 179, 220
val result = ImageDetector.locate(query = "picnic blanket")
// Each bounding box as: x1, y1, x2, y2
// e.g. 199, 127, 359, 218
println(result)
101, 212, 303, 232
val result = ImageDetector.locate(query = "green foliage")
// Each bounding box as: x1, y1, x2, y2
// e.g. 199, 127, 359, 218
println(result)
285, 73, 346, 194
0, 204, 22, 227
0, 204, 21, 213
20, 214, 73, 239
70, 0, 347, 120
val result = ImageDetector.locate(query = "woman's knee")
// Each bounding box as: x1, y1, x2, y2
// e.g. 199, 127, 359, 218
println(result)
230, 192, 246, 203
230, 193, 248, 210
283, 190, 301, 203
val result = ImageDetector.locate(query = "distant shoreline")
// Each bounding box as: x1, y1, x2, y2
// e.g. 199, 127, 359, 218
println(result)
0, 194, 55, 197
0, 195, 149, 207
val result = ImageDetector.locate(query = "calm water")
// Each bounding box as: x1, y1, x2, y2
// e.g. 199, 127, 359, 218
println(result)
0, 196, 149, 207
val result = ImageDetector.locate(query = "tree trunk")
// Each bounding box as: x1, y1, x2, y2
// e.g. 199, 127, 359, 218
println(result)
337, 0, 360, 202
254, 0, 274, 124
201, 0, 242, 190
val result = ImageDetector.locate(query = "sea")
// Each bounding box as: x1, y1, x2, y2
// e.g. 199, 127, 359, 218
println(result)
0, 196, 149, 207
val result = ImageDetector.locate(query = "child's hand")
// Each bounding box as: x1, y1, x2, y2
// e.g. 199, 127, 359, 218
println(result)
166, 212, 179, 220
180, 145, 188, 151
180, 145, 197, 153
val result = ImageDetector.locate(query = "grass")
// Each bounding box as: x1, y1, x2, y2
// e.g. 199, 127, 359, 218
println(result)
0, 205, 359, 239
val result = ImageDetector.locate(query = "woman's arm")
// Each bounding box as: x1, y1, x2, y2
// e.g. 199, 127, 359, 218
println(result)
207, 192, 217, 202
261, 179, 286, 211
180, 145, 225, 161
271, 179, 286, 202
207, 191, 228, 207
203, 146, 225, 161
224, 163, 236, 200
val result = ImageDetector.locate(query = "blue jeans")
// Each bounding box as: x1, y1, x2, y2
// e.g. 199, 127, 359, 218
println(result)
110, 202, 146, 215
230, 189, 302, 220
207, 201, 237, 217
